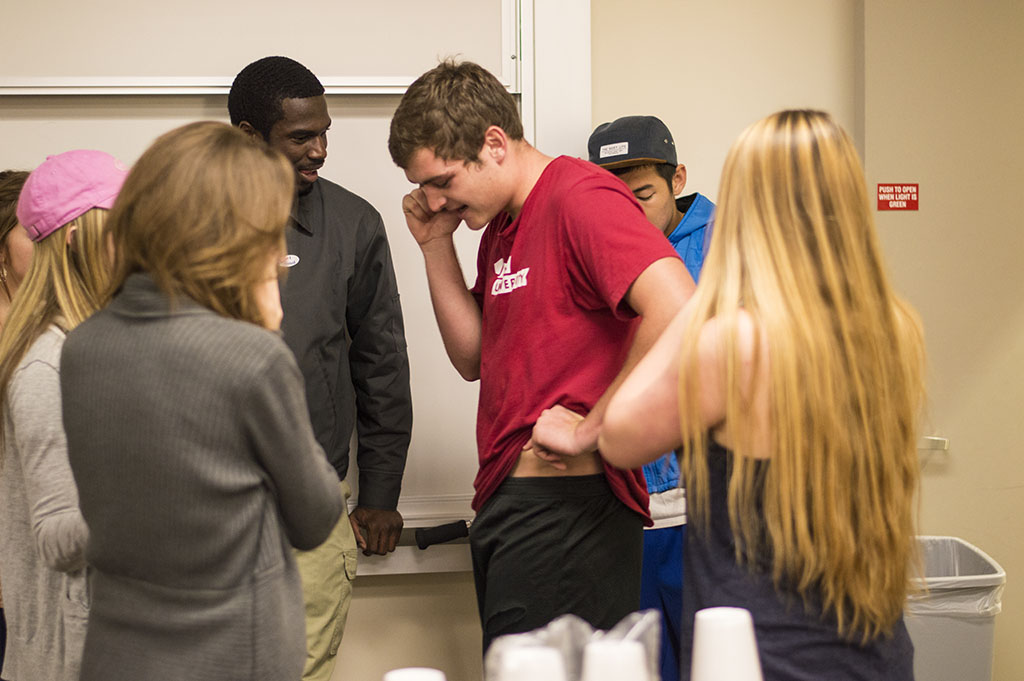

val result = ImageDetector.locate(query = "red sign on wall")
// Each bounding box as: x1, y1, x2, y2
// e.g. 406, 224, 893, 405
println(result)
877, 184, 919, 211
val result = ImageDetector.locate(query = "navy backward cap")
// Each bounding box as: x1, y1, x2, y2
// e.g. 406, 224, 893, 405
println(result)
588, 115, 677, 169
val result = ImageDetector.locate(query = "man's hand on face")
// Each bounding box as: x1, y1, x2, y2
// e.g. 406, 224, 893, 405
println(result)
402, 188, 462, 251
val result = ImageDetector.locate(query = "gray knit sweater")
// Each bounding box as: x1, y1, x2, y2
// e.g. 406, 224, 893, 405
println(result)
0, 324, 89, 681
60, 273, 344, 681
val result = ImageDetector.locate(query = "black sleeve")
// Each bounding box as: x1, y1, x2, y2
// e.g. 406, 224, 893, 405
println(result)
345, 210, 413, 510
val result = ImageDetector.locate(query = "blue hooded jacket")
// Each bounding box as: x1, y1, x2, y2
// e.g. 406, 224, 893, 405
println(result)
642, 192, 714, 493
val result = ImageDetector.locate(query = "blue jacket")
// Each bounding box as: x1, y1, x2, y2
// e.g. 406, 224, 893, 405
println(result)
667, 192, 714, 283
643, 193, 715, 494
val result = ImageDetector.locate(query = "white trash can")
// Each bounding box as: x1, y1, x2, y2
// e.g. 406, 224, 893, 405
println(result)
905, 536, 1005, 681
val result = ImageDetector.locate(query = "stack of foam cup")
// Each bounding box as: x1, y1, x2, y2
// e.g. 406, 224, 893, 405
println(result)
382, 667, 447, 681
580, 639, 650, 681
690, 607, 764, 681
497, 645, 568, 681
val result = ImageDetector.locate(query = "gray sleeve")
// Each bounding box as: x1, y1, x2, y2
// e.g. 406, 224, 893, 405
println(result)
8, 358, 88, 572
244, 345, 345, 550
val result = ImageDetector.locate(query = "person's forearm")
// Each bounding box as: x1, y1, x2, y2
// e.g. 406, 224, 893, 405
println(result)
421, 237, 482, 380
599, 307, 691, 469
349, 317, 412, 511
582, 259, 693, 455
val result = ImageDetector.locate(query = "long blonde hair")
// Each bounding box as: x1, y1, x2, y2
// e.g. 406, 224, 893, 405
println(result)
0, 208, 113, 454
678, 110, 925, 641
105, 121, 293, 326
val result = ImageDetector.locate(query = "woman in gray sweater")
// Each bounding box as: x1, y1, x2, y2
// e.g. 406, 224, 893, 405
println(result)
0, 149, 128, 681
60, 122, 345, 681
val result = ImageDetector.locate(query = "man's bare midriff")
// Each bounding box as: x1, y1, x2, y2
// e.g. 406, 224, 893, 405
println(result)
510, 447, 604, 477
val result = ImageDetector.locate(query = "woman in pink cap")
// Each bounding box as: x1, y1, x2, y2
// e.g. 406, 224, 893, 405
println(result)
0, 149, 128, 681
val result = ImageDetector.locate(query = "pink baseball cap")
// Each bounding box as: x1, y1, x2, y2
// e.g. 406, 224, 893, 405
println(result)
16, 150, 129, 242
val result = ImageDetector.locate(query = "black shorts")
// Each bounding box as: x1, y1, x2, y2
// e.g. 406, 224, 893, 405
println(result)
470, 474, 643, 651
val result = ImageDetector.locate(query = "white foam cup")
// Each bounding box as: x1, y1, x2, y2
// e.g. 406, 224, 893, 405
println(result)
498, 645, 568, 681
690, 606, 764, 681
580, 638, 649, 681
382, 667, 447, 681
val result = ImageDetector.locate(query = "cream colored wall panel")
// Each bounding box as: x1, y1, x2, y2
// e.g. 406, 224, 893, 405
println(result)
863, 2, 1024, 678
532, 0, 592, 156
334, 573, 482, 681
0, 95, 227, 168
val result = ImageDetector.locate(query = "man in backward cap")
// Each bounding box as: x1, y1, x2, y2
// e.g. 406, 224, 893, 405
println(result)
588, 115, 715, 681
589, 116, 713, 282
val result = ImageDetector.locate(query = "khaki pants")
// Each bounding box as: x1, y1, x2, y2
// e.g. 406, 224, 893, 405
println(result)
294, 481, 358, 681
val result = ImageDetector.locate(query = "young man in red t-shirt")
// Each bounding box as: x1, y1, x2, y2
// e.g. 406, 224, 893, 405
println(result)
388, 60, 695, 650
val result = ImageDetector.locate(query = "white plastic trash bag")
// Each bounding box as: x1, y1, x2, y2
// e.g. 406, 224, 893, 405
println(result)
906, 536, 1005, 619
484, 610, 662, 681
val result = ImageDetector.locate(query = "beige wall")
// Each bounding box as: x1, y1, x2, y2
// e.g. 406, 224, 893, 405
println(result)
337, 573, 482, 681
592, 0, 861, 198
863, 2, 1024, 679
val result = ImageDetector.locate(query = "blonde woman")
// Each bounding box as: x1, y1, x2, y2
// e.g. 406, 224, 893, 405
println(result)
60, 122, 344, 681
0, 150, 128, 681
598, 110, 923, 680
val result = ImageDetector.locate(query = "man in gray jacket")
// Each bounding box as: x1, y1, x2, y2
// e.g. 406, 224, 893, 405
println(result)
229, 56, 413, 681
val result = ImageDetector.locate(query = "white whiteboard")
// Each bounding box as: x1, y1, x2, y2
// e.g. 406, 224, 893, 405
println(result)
0, 0, 519, 95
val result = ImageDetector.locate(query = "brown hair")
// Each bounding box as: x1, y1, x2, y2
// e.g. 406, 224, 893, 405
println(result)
388, 59, 524, 168
0, 170, 30, 300
106, 121, 294, 326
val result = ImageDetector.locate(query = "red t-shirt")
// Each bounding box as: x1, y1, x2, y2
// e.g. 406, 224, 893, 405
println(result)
469, 156, 679, 524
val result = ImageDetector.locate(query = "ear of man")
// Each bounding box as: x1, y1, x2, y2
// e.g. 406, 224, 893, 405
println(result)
481, 125, 510, 165
671, 164, 687, 196
237, 121, 263, 142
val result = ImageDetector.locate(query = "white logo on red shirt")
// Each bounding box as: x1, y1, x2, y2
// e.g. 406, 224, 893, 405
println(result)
491, 257, 530, 296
